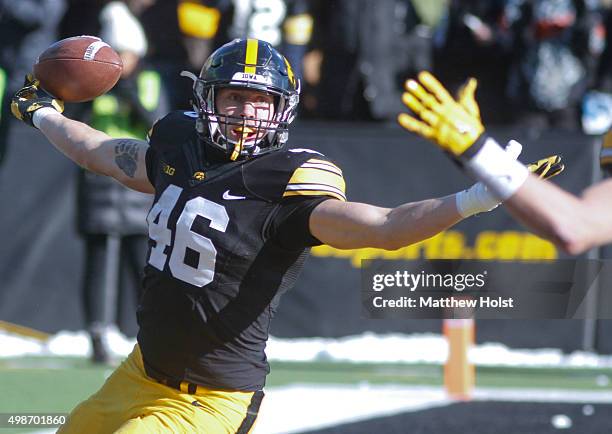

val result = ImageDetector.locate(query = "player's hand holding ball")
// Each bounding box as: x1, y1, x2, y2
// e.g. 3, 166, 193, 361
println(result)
11, 74, 65, 127
11, 35, 122, 128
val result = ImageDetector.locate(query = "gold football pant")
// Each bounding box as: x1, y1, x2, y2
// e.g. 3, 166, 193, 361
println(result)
57, 345, 262, 433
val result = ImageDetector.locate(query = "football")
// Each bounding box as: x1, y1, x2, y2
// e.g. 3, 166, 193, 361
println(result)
33, 36, 123, 103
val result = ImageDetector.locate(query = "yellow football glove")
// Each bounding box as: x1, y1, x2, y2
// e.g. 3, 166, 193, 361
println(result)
457, 77, 480, 121
11, 74, 64, 128
398, 71, 484, 157
527, 155, 565, 180
601, 129, 612, 176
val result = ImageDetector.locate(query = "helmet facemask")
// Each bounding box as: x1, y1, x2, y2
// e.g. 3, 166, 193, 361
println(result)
186, 73, 300, 161
182, 39, 301, 161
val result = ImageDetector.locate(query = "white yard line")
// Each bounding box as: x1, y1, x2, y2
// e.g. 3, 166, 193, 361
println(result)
253, 384, 612, 434
253, 384, 451, 434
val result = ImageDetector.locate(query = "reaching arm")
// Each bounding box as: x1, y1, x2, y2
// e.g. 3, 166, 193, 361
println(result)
503, 176, 612, 254
308, 137, 563, 250
11, 75, 153, 193
397, 71, 604, 255
310, 195, 463, 250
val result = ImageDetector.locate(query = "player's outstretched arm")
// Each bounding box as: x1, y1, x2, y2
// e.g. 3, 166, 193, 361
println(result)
502, 173, 612, 254
308, 150, 563, 250
309, 194, 463, 250
396, 71, 609, 254
11, 75, 153, 193
39, 115, 153, 193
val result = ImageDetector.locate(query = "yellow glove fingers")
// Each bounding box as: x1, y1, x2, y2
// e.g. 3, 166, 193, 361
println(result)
540, 155, 564, 179
527, 155, 564, 180
527, 156, 552, 176
529, 161, 552, 178
546, 162, 564, 179
401, 91, 425, 115
398, 71, 485, 157
418, 71, 455, 105
401, 92, 439, 126
11, 73, 65, 126
397, 113, 435, 139
10, 101, 24, 120
528, 155, 560, 171
457, 78, 477, 101
52, 99, 65, 113
417, 72, 482, 136
15, 84, 39, 100
23, 73, 39, 88
404, 79, 442, 113
14, 74, 41, 101
457, 78, 480, 119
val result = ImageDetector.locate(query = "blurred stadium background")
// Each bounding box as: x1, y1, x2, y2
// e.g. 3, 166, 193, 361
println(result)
3, 0, 612, 433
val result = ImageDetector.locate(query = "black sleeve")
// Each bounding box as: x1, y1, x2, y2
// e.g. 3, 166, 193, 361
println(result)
145, 146, 158, 186
145, 113, 185, 186
265, 196, 332, 250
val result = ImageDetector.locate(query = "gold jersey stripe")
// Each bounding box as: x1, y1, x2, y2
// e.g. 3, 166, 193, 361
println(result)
283, 190, 346, 201
244, 39, 259, 74
301, 162, 343, 176
287, 167, 346, 194
306, 158, 342, 172
286, 183, 346, 197
284, 183, 347, 200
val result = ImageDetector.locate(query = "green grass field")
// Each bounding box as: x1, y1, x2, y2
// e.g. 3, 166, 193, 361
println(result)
2, 356, 612, 425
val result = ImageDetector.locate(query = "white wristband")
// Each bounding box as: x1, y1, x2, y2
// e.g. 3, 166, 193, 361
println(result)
455, 182, 500, 218
464, 137, 529, 200
32, 107, 61, 129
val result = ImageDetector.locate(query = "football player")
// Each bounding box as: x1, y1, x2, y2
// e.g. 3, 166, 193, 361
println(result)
398, 71, 612, 255
12, 39, 561, 433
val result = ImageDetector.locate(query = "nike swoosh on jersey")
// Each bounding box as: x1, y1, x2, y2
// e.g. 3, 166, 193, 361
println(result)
223, 190, 246, 200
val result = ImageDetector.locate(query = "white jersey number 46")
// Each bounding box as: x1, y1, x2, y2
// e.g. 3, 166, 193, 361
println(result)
147, 184, 229, 287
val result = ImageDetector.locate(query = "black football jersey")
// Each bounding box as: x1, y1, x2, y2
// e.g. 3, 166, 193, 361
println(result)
138, 111, 346, 391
